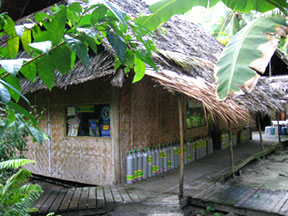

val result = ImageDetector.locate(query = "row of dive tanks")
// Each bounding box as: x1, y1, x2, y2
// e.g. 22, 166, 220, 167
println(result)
126, 137, 213, 184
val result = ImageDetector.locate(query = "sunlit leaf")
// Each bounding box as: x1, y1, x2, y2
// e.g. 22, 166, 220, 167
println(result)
64, 35, 90, 69
21, 29, 32, 55
15, 25, 25, 37
133, 57, 145, 83
0, 59, 25, 76
106, 30, 127, 63
135, 0, 218, 32
29, 41, 52, 54
103, 0, 126, 25
7, 36, 19, 59
0, 83, 10, 103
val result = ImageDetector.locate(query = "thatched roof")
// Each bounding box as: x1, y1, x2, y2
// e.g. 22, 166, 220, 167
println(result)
233, 75, 288, 117
8, 0, 288, 123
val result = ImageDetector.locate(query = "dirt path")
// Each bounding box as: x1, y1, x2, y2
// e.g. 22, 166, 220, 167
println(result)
227, 144, 288, 190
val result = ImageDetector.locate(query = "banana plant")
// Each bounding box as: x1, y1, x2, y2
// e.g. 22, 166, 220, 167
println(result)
136, 0, 288, 100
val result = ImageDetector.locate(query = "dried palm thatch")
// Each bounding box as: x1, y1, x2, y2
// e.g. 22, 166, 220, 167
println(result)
233, 75, 288, 116
10, 0, 288, 124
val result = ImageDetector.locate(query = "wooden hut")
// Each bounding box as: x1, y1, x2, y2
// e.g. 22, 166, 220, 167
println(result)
14, 0, 250, 185
6, 0, 287, 185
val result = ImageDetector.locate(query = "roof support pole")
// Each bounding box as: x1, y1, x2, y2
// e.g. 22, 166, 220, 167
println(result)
277, 112, 281, 143
177, 95, 184, 199
257, 114, 264, 151
228, 122, 234, 175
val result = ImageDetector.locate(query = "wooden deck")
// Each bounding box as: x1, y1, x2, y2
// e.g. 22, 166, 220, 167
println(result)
32, 185, 180, 215
32, 138, 285, 215
188, 181, 288, 216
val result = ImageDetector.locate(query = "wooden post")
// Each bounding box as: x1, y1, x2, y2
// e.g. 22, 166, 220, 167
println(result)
257, 114, 264, 151
277, 112, 281, 143
178, 95, 184, 199
228, 122, 234, 174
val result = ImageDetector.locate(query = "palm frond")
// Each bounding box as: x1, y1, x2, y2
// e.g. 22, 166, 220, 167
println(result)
0, 159, 35, 170
2, 169, 32, 194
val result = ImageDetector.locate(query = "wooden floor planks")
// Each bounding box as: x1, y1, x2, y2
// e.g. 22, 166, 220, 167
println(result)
33, 183, 288, 216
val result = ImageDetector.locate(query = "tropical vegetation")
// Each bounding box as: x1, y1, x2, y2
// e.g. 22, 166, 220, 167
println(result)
136, 0, 288, 99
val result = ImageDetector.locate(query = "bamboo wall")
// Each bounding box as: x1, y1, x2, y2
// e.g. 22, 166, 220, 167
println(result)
119, 77, 208, 182
25, 79, 116, 185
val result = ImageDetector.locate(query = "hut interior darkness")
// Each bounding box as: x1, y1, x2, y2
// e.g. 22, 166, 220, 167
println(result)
2, 0, 288, 185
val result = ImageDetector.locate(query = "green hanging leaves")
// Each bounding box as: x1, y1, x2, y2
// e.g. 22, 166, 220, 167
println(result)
215, 17, 287, 100
51, 46, 71, 74
0, 83, 10, 103
29, 41, 52, 54
0, 59, 25, 76
3, 76, 21, 102
36, 55, 55, 90
135, 0, 217, 32
64, 35, 90, 69
7, 36, 19, 59
20, 61, 37, 82
106, 30, 127, 63
21, 29, 32, 55
43, 6, 67, 46
91, 5, 108, 24
133, 57, 146, 83
103, 0, 126, 25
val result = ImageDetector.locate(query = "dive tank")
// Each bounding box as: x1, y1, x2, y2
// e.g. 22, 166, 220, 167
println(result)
126, 151, 134, 184
132, 150, 138, 181
170, 143, 175, 169
155, 146, 160, 174
159, 145, 164, 173
173, 143, 178, 168
137, 149, 143, 181
152, 146, 156, 176
163, 144, 168, 172
142, 148, 148, 179
147, 147, 152, 178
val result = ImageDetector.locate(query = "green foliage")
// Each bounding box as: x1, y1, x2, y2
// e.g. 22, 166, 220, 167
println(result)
0, 105, 46, 161
215, 17, 286, 99
0, 159, 43, 216
138, 0, 288, 99
135, 0, 218, 32
0, 1, 157, 127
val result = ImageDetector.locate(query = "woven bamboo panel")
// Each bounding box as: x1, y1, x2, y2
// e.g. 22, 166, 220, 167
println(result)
25, 79, 115, 185
119, 78, 209, 182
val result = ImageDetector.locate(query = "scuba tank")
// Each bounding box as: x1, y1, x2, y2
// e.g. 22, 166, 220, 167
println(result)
137, 149, 143, 181
142, 148, 148, 179
126, 151, 134, 184
177, 142, 181, 167
159, 145, 164, 173
132, 150, 138, 181
167, 144, 171, 171
151, 146, 156, 176
155, 146, 160, 174
173, 143, 178, 168
147, 147, 152, 178
184, 141, 187, 165
163, 144, 168, 172
187, 139, 191, 164
170, 143, 175, 169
